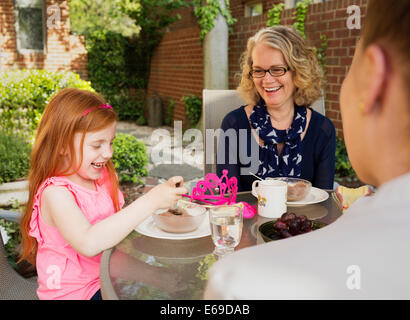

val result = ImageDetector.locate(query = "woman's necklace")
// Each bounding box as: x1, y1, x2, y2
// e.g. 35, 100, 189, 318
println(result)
268, 108, 294, 130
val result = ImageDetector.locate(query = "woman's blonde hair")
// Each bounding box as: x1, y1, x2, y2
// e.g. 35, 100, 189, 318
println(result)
237, 26, 323, 107
19, 88, 120, 265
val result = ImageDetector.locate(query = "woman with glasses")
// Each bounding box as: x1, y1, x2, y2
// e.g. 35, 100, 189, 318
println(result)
217, 26, 336, 191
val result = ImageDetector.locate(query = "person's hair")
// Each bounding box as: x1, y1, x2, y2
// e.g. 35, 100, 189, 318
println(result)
237, 25, 323, 107
362, 0, 410, 87
19, 88, 120, 265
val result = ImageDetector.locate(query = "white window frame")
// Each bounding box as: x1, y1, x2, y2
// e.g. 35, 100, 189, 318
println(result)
244, 1, 263, 17
14, 0, 46, 54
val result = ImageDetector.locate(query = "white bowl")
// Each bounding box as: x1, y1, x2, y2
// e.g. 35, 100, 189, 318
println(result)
153, 200, 207, 233
267, 177, 312, 201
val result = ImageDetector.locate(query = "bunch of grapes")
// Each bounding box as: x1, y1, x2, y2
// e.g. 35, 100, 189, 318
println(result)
273, 212, 313, 239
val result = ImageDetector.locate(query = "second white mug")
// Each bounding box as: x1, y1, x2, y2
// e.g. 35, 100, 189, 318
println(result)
251, 179, 287, 218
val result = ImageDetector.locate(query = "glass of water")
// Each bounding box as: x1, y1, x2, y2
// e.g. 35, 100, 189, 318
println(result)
209, 204, 243, 256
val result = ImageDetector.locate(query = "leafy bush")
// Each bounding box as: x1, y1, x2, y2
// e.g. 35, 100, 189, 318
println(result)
0, 218, 22, 270
335, 138, 356, 178
86, 31, 128, 96
164, 99, 175, 126
182, 94, 202, 126
266, 3, 284, 27
0, 69, 93, 113
109, 91, 145, 121
0, 130, 32, 184
0, 69, 93, 138
0, 199, 25, 271
86, 30, 145, 121
136, 115, 147, 126
112, 133, 149, 184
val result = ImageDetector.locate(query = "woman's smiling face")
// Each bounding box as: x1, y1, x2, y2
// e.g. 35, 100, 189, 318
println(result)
251, 43, 296, 110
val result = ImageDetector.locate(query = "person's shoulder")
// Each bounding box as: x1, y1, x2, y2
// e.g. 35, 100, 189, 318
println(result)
221, 105, 247, 128
42, 184, 76, 204
309, 108, 335, 138
224, 105, 247, 120
39, 176, 85, 207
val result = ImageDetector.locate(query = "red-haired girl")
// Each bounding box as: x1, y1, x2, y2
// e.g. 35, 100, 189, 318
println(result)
19, 88, 187, 300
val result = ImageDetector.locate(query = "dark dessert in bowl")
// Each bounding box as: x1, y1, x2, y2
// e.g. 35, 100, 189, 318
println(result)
153, 200, 208, 233
267, 177, 312, 201
259, 212, 327, 242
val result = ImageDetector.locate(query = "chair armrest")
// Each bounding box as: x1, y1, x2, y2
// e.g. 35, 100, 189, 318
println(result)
0, 210, 22, 224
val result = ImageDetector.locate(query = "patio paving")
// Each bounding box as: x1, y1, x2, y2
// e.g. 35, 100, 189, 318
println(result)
116, 121, 204, 185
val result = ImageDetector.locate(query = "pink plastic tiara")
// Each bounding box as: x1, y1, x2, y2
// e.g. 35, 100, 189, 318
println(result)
185, 170, 237, 205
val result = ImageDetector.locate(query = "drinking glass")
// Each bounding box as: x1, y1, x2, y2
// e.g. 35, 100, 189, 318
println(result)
209, 204, 243, 256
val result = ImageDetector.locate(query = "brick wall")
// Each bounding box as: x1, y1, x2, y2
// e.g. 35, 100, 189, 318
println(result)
0, 0, 87, 79
148, 0, 368, 138
280, 0, 367, 136
147, 16, 203, 122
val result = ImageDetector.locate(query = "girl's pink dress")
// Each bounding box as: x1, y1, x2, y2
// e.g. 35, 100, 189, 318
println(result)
29, 169, 124, 300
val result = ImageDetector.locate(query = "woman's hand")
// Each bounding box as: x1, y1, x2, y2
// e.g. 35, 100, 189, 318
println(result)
146, 176, 188, 211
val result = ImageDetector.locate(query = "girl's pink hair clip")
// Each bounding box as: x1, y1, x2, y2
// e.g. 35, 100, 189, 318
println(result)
82, 104, 113, 117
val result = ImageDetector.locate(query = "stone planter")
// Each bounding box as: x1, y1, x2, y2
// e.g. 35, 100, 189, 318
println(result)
146, 93, 163, 127
0, 180, 29, 208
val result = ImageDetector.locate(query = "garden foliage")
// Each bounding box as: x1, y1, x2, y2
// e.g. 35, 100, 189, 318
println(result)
182, 94, 202, 126
0, 130, 31, 184
0, 69, 93, 138
85, 30, 145, 121
335, 138, 356, 178
112, 133, 149, 184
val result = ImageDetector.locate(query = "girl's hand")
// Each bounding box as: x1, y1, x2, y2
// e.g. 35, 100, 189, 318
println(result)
146, 176, 188, 211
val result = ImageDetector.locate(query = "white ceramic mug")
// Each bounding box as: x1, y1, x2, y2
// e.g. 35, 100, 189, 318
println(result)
251, 180, 287, 218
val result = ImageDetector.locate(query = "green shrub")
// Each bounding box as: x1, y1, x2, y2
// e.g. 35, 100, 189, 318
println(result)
86, 31, 145, 121
0, 199, 24, 270
112, 133, 149, 184
0, 218, 22, 270
335, 138, 356, 178
108, 91, 145, 121
86, 31, 128, 96
182, 94, 202, 126
0, 69, 93, 138
164, 99, 175, 126
0, 130, 32, 184
136, 115, 147, 126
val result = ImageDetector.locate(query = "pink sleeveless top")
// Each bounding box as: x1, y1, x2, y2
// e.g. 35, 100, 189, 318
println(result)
29, 170, 124, 300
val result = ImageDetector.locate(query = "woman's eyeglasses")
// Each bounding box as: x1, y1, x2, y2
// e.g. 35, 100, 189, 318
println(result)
249, 66, 290, 78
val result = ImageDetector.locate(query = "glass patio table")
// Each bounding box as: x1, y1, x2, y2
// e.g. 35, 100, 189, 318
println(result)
100, 190, 342, 300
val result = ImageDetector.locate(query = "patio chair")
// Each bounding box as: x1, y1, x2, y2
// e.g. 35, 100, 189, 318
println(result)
0, 210, 38, 300
0, 210, 22, 224
202, 89, 246, 176
202, 89, 326, 175
310, 90, 326, 116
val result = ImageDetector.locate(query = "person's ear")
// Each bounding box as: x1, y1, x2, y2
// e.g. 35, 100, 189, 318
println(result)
361, 44, 387, 114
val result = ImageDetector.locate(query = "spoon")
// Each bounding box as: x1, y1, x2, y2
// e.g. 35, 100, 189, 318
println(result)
249, 172, 263, 181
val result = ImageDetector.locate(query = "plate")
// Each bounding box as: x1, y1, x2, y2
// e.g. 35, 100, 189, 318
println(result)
135, 213, 211, 240
259, 219, 327, 243
287, 187, 329, 206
